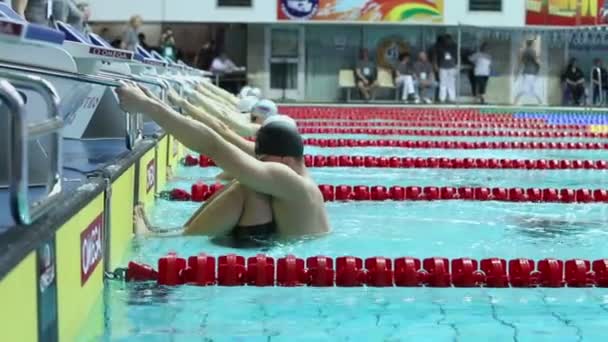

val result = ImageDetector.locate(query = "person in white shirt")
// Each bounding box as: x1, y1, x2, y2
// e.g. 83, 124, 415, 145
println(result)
210, 52, 243, 74
469, 43, 492, 104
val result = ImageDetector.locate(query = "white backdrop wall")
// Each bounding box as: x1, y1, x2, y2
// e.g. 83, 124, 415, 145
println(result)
88, 0, 278, 23
443, 1, 526, 27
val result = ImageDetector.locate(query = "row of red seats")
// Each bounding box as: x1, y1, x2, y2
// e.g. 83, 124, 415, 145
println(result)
295, 121, 584, 130
299, 128, 604, 138
303, 139, 608, 150
193, 154, 608, 170
166, 183, 608, 203
289, 115, 541, 122
126, 253, 608, 288
318, 185, 608, 203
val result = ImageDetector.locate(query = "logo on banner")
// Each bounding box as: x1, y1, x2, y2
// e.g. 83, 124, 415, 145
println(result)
37, 238, 58, 341
377, 37, 408, 68
38, 243, 55, 293
88, 46, 133, 60
280, 0, 319, 20
80, 214, 103, 285
147, 159, 156, 193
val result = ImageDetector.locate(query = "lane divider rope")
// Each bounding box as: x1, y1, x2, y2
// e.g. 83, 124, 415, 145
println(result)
300, 138, 608, 150
161, 182, 608, 203
295, 121, 586, 130
189, 154, 608, 171
118, 253, 608, 288
297, 128, 606, 138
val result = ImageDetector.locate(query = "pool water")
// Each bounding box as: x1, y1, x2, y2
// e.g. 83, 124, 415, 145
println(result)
80, 125, 608, 341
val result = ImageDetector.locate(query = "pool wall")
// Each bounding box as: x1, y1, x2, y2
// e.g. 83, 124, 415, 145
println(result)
0, 133, 185, 342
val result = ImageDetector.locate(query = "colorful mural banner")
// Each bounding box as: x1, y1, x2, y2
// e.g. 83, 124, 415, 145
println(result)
526, 0, 607, 26
277, 0, 444, 23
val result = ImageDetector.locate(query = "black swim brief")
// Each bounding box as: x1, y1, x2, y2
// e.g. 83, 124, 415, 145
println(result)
210, 221, 277, 249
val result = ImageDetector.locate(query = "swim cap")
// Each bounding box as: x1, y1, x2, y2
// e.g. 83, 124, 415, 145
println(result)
247, 87, 262, 98
255, 120, 304, 158
263, 114, 297, 128
239, 85, 252, 99
237, 96, 258, 114
251, 99, 278, 120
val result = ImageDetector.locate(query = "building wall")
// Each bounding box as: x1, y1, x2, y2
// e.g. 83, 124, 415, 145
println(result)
88, 0, 278, 23
443, 1, 526, 27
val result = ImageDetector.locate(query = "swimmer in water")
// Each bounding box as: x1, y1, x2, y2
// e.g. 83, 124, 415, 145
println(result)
510, 215, 603, 238
118, 82, 329, 246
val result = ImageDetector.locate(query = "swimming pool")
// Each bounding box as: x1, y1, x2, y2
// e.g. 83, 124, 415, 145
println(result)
80, 108, 608, 341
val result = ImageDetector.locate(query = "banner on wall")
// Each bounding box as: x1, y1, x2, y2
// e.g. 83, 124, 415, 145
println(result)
277, 0, 444, 23
526, 0, 607, 26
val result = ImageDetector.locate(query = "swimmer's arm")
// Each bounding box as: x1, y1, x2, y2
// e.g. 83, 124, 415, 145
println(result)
177, 99, 255, 155
182, 93, 255, 137
196, 84, 235, 108
143, 101, 301, 199
202, 81, 239, 106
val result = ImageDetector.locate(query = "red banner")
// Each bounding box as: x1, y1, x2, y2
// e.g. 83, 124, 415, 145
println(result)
526, 0, 607, 26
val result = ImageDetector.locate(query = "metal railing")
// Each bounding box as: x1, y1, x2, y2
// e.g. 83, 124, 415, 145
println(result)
0, 62, 144, 149
0, 72, 63, 225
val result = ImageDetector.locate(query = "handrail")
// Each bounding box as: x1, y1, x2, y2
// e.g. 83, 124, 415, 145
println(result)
0, 62, 145, 150
0, 72, 63, 225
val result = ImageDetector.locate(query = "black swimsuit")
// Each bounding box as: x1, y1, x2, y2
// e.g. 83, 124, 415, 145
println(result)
210, 221, 277, 249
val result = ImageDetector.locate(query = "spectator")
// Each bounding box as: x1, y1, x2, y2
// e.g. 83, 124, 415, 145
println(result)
121, 15, 143, 52
138, 33, 150, 52
195, 40, 216, 71
74, 2, 91, 37
562, 58, 585, 106
592, 58, 607, 106
99, 27, 112, 42
210, 52, 242, 73
12, 0, 50, 25
514, 39, 542, 105
469, 43, 492, 104
355, 48, 378, 101
435, 34, 458, 103
413, 51, 436, 104
462, 47, 477, 99
394, 52, 416, 103
160, 27, 177, 61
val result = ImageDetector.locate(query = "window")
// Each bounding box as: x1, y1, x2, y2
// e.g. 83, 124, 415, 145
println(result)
469, 0, 502, 12
217, 0, 252, 7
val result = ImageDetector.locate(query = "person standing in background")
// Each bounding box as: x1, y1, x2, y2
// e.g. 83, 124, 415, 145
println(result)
73, 2, 91, 36
514, 39, 543, 105
468, 43, 492, 104
195, 40, 216, 71
12, 0, 50, 25
160, 27, 177, 61
435, 34, 458, 103
121, 15, 143, 52
592, 58, 607, 106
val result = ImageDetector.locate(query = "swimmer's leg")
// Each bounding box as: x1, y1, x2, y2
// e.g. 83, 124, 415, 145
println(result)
183, 182, 272, 236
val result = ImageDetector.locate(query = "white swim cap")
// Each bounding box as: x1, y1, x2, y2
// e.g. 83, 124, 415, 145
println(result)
239, 86, 252, 99
251, 99, 278, 120
262, 114, 297, 128
237, 96, 258, 114
247, 87, 262, 98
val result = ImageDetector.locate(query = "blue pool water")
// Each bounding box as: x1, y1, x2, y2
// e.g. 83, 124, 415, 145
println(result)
81, 129, 608, 341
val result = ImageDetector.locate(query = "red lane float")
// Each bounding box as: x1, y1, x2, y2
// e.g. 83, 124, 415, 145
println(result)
294, 121, 586, 131
300, 139, 607, 150
164, 182, 608, 204
124, 253, 608, 288
193, 154, 608, 170
298, 127, 606, 138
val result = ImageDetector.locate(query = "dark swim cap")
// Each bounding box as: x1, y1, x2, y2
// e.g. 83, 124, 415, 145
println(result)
255, 120, 304, 158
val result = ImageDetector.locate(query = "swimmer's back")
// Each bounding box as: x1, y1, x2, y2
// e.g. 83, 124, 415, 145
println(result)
270, 173, 330, 237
